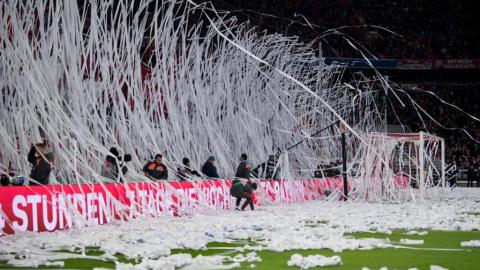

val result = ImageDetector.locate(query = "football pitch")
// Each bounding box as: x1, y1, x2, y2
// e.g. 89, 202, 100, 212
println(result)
1, 230, 479, 269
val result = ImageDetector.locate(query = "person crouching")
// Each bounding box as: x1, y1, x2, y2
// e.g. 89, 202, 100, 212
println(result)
230, 179, 258, 211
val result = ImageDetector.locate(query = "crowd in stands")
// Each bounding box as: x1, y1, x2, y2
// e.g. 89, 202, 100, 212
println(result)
214, 0, 479, 59
390, 83, 480, 185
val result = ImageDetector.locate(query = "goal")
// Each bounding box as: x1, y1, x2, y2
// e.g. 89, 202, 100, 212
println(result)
355, 131, 445, 201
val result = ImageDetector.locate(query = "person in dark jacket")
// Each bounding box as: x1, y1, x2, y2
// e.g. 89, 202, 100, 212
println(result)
251, 162, 265, 178
101, 147, 120, 180
314, 165, 323, 178
28, 143, 53, 185
201, 156, 219, 178
177, 157, 201, 181
143, 154, 168, 180
265, 154, 280, 179
230, 179, 257, 210
445, 160, 458, 188
235, 153, 252, 179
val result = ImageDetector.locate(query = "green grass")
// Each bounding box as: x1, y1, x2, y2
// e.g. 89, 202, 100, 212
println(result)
346, 230, 480, 249
251, 247, 480, 270
1, 231, 479, 269
171, 231, 480, 270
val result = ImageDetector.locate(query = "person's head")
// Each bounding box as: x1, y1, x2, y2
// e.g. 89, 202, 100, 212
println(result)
35, 143, 47, 155
182, 157, 190, 167
45, 152, 54, 163
250, 182, 258, 190
106, 155, 116, 164
208, 156, 215, 163
155, 154, 163, 164
240, 153, 247, 161
109, 147, 119, 157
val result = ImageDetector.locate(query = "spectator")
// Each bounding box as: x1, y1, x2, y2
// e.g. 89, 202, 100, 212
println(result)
201, 156, 220, 178
177, 157, 201, 181
391, 84, 480, 172
265, 154, 280, 179
251, 162, 266, 178
101, 147, 120, 180
28, 143, 53, 185
314, 165, 323, 178
251, 153, 280, 179
445, 159, 458, 188
212, 1, 479, 59
467, 163, 477, 187
143, 154, 168, 180
235, 153, 252, 179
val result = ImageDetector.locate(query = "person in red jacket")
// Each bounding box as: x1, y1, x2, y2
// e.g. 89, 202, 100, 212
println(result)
143, 154, 168, 180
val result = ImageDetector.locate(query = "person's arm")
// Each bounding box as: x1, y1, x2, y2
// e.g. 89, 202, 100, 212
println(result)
212, 165, 219, 178
161, 165, 169, 180
28, 145, 36, 164
178, 167, 187, 181
142, 162, 150, 173
35, 160, 52, 185
143, 162, 151, 177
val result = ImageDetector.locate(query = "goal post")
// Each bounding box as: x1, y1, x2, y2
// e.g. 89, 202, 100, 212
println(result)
356, 131, 446, 201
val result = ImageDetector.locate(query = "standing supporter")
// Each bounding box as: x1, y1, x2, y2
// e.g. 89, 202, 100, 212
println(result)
143, 154, 168, 180
177, 157, 201, 181
101, 147, 131, 182
101, 147, 120, 180
235, 153, 252, 179
28, 143, 53, 185
265, 154, 280, 179
201, 156, 219, 178
445, 160, 458, 188
230, 179, 258, 211
467, 163, 476, 187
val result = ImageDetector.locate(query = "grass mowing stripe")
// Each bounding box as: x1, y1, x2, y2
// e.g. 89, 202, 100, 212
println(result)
1, 230, 479, 269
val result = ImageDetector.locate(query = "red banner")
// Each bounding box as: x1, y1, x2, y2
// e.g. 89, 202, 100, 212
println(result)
0, 180, 234, 235
0, 177, 407, 235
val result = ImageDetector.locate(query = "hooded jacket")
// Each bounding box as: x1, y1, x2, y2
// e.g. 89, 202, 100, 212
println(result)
28, 146, 52, 185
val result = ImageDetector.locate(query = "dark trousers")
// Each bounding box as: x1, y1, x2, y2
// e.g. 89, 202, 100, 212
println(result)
467, 172, 479, 187
235, 193, 254, 210
448, 177, 456, 187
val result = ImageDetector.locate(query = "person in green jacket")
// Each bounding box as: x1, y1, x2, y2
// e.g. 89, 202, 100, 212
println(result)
230, 179, 258, 211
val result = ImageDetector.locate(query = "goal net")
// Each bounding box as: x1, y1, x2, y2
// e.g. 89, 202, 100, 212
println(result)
351, 132, 445, 201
